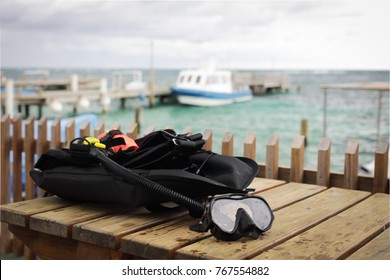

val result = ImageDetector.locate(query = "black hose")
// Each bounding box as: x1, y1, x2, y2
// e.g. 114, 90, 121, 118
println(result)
90, 147, 205, 218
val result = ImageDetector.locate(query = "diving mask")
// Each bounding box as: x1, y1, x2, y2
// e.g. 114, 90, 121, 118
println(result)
198, 194, 274, 241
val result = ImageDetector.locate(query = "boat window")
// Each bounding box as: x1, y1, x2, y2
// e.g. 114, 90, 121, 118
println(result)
206, 76, 218, 84
196, 76, 202, 83
188, 75, 192, 82
179, 75, 185, 83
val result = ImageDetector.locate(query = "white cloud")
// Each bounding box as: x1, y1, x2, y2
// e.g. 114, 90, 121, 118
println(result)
1, 0, 389, 69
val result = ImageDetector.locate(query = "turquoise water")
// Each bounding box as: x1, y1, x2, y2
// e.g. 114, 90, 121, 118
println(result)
2, 68, 389, 172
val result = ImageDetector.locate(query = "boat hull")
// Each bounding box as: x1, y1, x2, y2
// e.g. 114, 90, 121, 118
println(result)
170, 87, 252, 107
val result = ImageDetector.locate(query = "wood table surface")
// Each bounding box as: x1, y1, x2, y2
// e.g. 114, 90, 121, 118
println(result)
1, 178, 389, 260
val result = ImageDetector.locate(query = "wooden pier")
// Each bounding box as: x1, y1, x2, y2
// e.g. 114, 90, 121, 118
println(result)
0, 75, 171, 118
234, 72, 291, 95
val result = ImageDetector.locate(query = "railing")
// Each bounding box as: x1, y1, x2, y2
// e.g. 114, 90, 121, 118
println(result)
0, 114, 389, 257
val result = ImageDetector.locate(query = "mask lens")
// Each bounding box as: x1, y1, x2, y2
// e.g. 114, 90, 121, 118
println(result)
210, 195, 273, 233
245, 198, 273, 230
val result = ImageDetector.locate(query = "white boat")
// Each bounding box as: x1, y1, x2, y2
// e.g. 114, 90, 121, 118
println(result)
111, 71, 146, 92
124, 71, 146, 91
170, 61, 252, 106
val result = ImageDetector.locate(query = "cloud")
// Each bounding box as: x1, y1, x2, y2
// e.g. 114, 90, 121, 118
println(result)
1, 0, 389, 69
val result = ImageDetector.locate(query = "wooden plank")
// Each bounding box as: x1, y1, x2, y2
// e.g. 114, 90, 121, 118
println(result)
265, 134, 279, 179
317, 137, 331, 186
65, 118, 75, 148
221, 131, 234, 156
175, 187, 370, 259
79, 120, 90, 137
347, 227, 390, 260
344, 140, 359, 189
0, 114, 11, 254
37, 117, 49, 197
50, 118, 62, 149
93, 120, 105, 137
1, 114, 11, 206
248, 178, 286, 193
0, 196, 75, 227
290, 135, 305, 183
202, 129, 212, 151
321, 82, 389, 91
259, 182, 327, 211
373, 142, 389, 193
37, 116, 48, 157
243, 132, 256, 160
120, 215, 210, 259
254, 193, 390, 260
24, 116, 36, 200
8, 224, 79, 260
12, 115, 23, 203
75, 241, 129, 260
29, 203, 123, 238
121, 182, 326, 260
10, 115, 24, 256
73, 208, 185, 249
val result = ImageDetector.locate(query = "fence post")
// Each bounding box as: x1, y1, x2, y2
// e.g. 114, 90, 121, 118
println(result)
317, 137, 331, 186
94, 120, 105, 137
222, 131, 234, 156
183, 127, 193, 135
344, 140, 359, 189
24, 117, 36, 200
12, 115, 23, 202
111, 122, 121, 130
65, 119, 75, 148
127, 123, 138, 140
5, 79, 14, 118
10, 115, 24, 257
300, 119, 309, 146
37, 117, 49, 197
79, 120, 91, 137
0, 114, 11, 254
202, 129, 213, 151
50, 118, 62, 149
143, 125, 155, 136
373, 142, 389, 193
265, 134, 279, 179
243, 132, 256, 161
290, 135, 305, 183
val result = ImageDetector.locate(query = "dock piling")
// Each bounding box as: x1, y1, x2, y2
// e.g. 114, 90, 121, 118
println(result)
300, 119, 308, 146
5, 79, 15, 118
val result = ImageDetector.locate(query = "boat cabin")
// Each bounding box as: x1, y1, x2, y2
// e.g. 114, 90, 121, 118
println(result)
176, 70, 233, 93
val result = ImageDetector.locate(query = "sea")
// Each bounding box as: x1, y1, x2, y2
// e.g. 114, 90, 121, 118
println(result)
2, 68, 389, 173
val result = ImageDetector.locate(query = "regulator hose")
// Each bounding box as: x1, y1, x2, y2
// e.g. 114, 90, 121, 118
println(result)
89, 146, 205, 218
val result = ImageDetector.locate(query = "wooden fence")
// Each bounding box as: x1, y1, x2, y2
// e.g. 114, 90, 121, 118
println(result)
1, 114, 389, 257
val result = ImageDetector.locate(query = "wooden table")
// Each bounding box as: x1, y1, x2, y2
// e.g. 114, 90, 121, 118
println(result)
1, 178, 389, 260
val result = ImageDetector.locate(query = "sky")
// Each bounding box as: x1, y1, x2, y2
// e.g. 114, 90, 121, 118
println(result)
0, 0, 389, 70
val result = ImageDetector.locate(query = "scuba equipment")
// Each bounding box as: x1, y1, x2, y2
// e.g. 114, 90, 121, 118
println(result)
30, 129, 274, 240
198, 194, 274, 241
75, 137, 204, 218
97, 129, 139, 152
